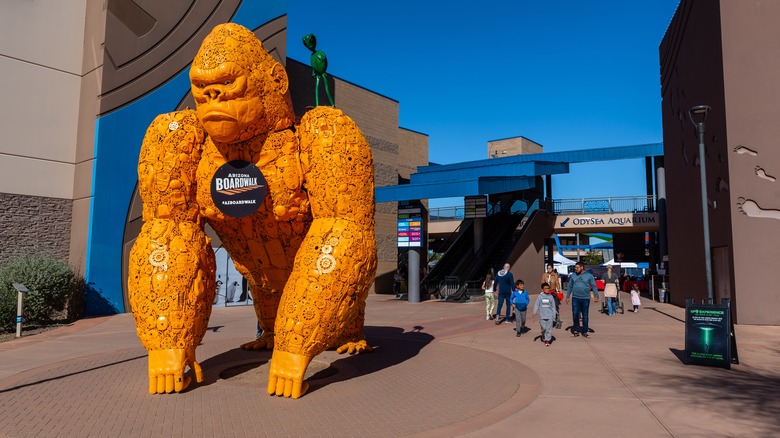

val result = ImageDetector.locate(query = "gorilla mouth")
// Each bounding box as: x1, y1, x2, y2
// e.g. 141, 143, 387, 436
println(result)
202, 112, 237, 122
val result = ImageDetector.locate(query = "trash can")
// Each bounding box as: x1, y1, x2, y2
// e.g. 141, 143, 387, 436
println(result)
659, 288, 666, 303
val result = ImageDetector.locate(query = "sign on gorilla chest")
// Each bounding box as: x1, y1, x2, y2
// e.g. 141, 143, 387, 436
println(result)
197, 150, 306, 225
209, 160, 267, 217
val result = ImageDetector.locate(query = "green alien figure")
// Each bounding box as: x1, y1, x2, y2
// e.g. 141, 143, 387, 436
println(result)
302, 33, 334, 107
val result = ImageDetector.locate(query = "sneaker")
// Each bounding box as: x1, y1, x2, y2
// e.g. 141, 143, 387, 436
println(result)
571, 331, 580, 337
545, 341, 550, 347
495, 319, 501, 325
504, 320, 512, 324
516, 333, 521, 337
582, 333, 589, 338
486, 315, 490, 320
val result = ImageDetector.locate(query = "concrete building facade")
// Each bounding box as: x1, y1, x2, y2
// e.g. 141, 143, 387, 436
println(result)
660, 0, 780, 324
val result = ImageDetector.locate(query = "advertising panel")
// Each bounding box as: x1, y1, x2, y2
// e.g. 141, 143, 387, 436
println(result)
398, 206, 423, 247
684, 298, 738, 369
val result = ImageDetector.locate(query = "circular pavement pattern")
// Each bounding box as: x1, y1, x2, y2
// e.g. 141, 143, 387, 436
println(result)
0, 334, 540, 437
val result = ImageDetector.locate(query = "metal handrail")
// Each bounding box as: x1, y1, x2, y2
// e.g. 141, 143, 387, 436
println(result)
552, 196, 655, 214
430, 195, 655, 220
428, 206, 465, 221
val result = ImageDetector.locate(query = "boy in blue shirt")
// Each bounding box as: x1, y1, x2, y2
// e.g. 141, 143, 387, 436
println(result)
510, 280, 530, 337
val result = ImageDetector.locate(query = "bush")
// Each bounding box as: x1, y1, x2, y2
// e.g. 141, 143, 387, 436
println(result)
582, 250, 604, 266
0, 253, 85, 332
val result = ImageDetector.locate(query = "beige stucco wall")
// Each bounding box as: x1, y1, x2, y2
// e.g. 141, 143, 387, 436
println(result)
0, 0, 93, 198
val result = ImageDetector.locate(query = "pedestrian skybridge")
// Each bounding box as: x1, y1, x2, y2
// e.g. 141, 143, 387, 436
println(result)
375, 143, 663, 203
429, 195, 660, 234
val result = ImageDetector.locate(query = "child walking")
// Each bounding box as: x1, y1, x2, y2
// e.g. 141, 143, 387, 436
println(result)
631, 283, 642, 313
532, 282, 558, 346
482, 273, 496, 320
510, 280, 530, 337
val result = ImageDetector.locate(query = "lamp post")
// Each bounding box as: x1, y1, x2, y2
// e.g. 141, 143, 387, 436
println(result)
688, 105, 714, 303
12, 283, 29, 337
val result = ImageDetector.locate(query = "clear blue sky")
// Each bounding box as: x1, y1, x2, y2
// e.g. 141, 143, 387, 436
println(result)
286, 1, 681, 206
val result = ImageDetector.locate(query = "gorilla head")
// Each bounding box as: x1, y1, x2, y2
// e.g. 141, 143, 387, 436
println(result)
190, 23, 295, 143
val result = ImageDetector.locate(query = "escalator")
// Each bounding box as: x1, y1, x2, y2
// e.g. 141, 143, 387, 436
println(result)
442, 210, 527, 300
420, 208, 527, 300
418, 219, 474, 298
417, 198, 549, 301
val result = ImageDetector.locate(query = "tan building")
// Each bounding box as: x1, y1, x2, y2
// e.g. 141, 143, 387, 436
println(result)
660, 0, 780, 324
0, 0, 426, 313
488, 136, 543, 159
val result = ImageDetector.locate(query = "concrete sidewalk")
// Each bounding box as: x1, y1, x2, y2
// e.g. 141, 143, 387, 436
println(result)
0, 292, 778, 437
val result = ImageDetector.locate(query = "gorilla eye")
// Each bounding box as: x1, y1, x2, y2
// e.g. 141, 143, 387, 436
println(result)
224, 80, 233, 85
197, 83, 206, 88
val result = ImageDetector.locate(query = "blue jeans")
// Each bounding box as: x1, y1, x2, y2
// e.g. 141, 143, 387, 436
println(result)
496, 292, 511, 319
571, 297, 590, 334
606, 297, 616, 315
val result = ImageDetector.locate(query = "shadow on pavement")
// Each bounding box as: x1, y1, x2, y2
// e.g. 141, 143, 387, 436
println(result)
644, 366, 780, 436
194, 325, 433, 395
308, 325, 434, 395
669, 348, 686, 364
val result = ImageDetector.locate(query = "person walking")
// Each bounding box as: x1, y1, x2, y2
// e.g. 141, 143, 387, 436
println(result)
510, 280, 530, 336
565, 262, 599, 337
494, 263, 515, 324
393, 268, 403, 296
540, 264, 561, 295
601, 264, 620, 315
533, 282, 558, 346
630, 283, 642, 313
482, 272, 497, 320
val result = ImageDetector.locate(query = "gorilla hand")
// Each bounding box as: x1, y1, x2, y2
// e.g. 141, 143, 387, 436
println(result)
147, 348, 203, 394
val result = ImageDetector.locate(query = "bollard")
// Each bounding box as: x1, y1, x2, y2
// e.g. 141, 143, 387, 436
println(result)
12, 283, 29, 338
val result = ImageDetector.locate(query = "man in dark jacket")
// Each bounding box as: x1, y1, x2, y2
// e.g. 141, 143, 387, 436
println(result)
565, 262, 599, 337
493, 263, 515, 324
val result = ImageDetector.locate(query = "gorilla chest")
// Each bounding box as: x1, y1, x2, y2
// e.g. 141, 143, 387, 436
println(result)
196, 135, 310, 232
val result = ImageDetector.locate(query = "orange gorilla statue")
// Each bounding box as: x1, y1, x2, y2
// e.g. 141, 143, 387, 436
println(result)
127, 23, 377, 399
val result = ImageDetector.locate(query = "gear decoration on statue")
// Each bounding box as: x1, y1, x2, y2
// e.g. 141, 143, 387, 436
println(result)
148, 240, 170, 271
316, 253, 336, 274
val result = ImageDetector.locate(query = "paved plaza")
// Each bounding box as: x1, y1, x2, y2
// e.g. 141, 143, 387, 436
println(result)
1, 292, 779, 437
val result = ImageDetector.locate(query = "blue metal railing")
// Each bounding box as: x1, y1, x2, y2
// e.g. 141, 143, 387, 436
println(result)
552, 196, 655, 214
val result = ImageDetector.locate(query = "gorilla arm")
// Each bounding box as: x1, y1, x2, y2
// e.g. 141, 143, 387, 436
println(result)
127, 110, 216, 394
266, 106, 378, 398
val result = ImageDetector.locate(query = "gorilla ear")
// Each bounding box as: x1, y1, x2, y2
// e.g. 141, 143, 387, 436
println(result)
268, 63, 289, 95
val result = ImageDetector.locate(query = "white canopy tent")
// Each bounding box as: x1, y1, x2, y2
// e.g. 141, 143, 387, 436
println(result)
554, 253, 576, 266
553, 253, 576, 276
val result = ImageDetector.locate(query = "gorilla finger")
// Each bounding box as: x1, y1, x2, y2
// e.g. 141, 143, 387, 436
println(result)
166, 375, 175, 393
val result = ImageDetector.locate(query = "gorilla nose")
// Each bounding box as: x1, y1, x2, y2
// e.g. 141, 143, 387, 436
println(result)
205, 87, 222, 99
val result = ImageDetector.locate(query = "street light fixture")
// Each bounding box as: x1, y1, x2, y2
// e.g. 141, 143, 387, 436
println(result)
688, 104, 714, 303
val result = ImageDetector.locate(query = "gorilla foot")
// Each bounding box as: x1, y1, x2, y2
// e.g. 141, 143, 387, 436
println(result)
266, 350, 311, 399
147, 348, 202, 394
336, 339, 374, 355
240, 331, 274, 350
